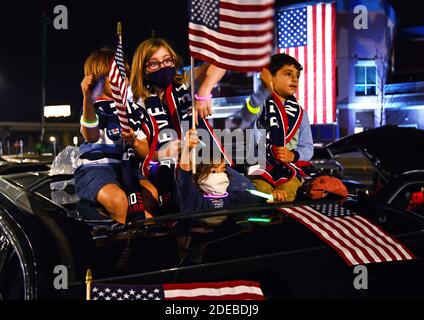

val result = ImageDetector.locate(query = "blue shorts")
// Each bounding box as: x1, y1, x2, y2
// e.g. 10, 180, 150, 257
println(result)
74, 165, 122, 202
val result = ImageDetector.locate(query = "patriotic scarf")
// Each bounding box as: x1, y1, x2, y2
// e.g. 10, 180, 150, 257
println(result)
78, 100, 156, 173
143, 81, 233, 165
254, 93, 304, 186
127, 102, 159, 178
119, 103, 158, 222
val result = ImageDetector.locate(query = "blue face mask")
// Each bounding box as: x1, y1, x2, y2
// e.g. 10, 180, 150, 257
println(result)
147, 66, 176, 89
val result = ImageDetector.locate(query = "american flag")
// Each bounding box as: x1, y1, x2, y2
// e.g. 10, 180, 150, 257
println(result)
277, 2, 336, 124
188, 0, 274, 72
90, 280, 264, 300
278, 204, 416, 266
108, 30, 130, 134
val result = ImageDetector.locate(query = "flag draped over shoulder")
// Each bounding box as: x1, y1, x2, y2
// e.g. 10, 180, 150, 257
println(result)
277, 2, 336, 125
90, 280, 265, 300
278, 204, 416, 266
188, 0, 275, 72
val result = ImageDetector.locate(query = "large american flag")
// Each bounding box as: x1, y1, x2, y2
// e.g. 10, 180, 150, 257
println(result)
188, 0, 274, 72
277, 2, 336, 124
90, 280, 264, 300
108, 31, 130, 134
278, 204, 416, 266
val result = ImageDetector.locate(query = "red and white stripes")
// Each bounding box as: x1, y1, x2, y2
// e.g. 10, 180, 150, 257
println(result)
279, 2, 336, 125
109, 60, 129, 134
279, 206, 415, 266
189, 0, 274, 72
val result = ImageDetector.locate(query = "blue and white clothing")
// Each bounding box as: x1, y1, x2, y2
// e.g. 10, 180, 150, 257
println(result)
243, 83, 313, 162
140, 81, 232, 165
78, 100, 149, 167
75, 99, 155, 202
175, 167, 262, 213
249, 94, 313, 186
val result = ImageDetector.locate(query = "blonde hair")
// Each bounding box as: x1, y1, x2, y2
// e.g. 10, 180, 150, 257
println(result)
84, 47, 130, 79
130, 38, 188, 103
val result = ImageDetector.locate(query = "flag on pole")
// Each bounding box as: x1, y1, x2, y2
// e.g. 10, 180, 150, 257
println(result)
108, 23, 146, 220
90, 280, 265, 300
277, 2, 336, 124
278, 204, 416, 266
108, 23, 130, 134
188, 0, 275, 72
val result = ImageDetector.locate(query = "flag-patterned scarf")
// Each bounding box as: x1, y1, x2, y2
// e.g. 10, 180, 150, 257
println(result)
253, 94, 303, 186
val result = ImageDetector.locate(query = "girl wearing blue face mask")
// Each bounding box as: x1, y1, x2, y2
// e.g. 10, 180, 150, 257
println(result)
130, 38, 228, 158
130, 39, 232, 214
175, 130, 286, 223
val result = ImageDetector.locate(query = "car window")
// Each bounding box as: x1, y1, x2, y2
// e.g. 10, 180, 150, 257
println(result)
333, 151, 377, 187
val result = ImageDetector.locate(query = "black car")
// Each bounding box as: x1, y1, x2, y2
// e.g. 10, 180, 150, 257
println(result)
0, 156, 51, 176
307, 144, 344, 178
302, 143, 372, 195
1, 126, 424, 300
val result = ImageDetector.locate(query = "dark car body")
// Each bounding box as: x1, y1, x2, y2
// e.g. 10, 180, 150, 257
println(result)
0, 156, 51, 176
1, 126, 424, 300
299, 145, 370, 195
308, 144, 344, 178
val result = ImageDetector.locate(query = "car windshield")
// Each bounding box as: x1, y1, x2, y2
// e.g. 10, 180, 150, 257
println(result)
333, 150, 378, 187
0, 172, 68, 216
312, 147, 332, 160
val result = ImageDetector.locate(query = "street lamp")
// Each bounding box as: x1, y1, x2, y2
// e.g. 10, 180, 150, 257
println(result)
49, 136, 57, 158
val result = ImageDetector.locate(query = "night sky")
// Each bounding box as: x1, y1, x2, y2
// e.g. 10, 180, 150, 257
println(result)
1, 0, 192, 122
0, 0, 421, 123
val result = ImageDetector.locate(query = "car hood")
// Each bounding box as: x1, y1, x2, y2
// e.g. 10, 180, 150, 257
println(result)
326, 125, 424, 181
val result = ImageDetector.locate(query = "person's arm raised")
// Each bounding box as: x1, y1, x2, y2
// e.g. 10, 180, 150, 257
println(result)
80, 75, 100, 143
179, 129, 199, 172
194, 64, 226, 121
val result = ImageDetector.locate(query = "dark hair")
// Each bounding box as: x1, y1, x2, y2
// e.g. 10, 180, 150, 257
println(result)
268, 53, 303, 76
193, 163, 215, 185
193, 156, 225, 186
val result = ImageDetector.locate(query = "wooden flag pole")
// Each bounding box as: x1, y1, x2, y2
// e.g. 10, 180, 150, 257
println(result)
117, 21, 122, 40
190, 56, 196, 174
86, 269, 93, 301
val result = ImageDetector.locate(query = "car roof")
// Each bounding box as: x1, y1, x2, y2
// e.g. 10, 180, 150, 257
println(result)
327, 126, 424, 181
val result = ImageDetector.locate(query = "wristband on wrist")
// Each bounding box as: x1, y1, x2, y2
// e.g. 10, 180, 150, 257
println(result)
80, 114, 99, 128
194, 93, 212, 101
246, 97, 261, 115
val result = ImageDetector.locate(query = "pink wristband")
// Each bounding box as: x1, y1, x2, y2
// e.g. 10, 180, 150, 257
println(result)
194, 93, 212, 101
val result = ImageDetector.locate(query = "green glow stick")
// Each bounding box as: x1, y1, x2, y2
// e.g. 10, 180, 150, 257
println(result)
247, 217, 272, 223
246, 189, 274, 201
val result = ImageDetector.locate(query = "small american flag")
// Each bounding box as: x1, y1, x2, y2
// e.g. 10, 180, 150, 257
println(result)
188, 0, 274, 72
90, 280, 264, 300
278, 204, 416, 266
108, 27, 130, 134
277, 2, 336, 125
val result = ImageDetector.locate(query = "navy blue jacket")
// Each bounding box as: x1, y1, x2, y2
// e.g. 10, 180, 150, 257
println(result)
175, 167, 264, 213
